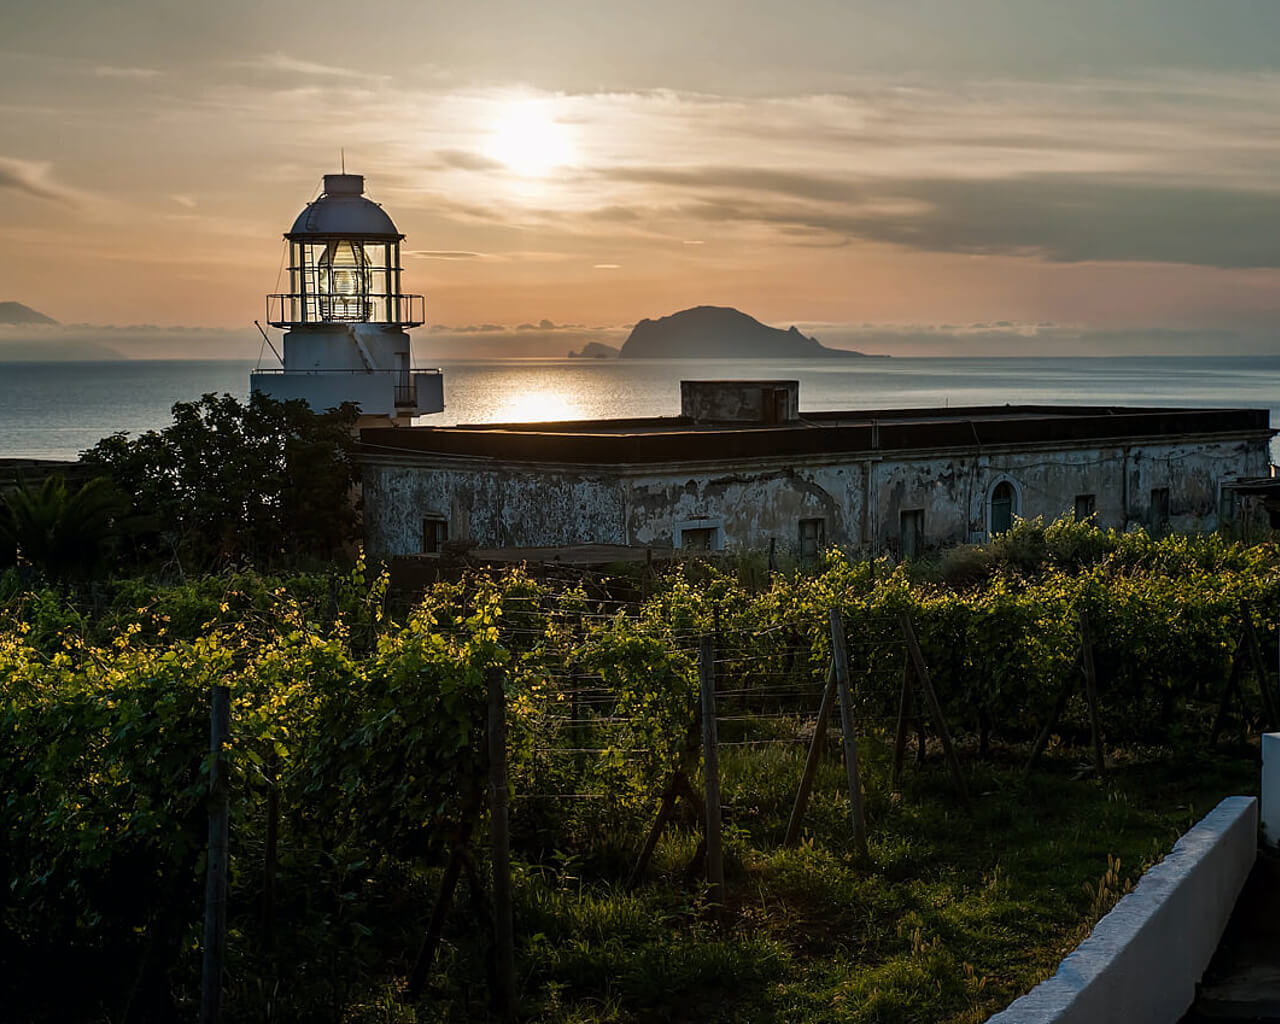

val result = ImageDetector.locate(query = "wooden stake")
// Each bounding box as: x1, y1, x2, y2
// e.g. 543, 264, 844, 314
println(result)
487, 665, 515, 1019
629, 704, 707, 888
891, 657, 916, 790
784, 660, 837, 848
1211, 634, 1246, 745
260, 751, 279, 948
406, 821, 474, 1000
1079, 611, 1107, 779
830, 609, 869, 857
1024, 650, 1079, 775
199, 685, 231, 1024
898, 613, 969, 805
629, 776, 680, 889
699, 635, 725, 914
1243, 614, 1277, 729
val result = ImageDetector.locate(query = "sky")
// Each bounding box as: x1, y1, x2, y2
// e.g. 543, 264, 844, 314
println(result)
2, 0, 1280, 357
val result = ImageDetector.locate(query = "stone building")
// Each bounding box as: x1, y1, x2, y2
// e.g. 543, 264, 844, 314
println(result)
359, 380, 1273, 559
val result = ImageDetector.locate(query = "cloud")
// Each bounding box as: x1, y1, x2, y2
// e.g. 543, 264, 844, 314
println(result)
256, 52, 376, 79
664, 175, 1280, 268
593, 263, 621, 269
420, 321, 630, 358
405, 249, 487, 260
0, 157, 82, 207
93, 65, 162, 79
435, 149, 505, 172
789, 320, 1278, 357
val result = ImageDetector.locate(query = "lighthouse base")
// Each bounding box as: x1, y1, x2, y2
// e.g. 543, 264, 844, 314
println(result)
251, 368, 443, 418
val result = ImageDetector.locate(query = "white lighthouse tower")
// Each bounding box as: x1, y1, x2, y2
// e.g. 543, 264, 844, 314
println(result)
251, 173, 443, 423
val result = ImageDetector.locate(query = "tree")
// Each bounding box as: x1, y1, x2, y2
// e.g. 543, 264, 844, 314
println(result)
0, 475, 130, 580
83, 393, 360, 571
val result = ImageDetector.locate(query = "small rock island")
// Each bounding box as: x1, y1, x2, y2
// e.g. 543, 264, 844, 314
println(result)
619, 305, 877, 359
567, 341, 620, 359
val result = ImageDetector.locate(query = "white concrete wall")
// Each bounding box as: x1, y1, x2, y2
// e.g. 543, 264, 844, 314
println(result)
987, 795, 1257, 1024
1262, 733, 1280, 848
253, 369, 398, 416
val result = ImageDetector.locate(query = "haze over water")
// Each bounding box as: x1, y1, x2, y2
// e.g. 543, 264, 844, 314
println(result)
3, 355, 1279, 462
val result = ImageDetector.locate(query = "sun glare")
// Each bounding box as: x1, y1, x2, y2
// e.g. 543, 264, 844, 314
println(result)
485, 98, 576, 178
493, 389, 582, 423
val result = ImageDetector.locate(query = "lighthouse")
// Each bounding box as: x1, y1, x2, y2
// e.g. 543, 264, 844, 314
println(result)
251, 173, 443, 424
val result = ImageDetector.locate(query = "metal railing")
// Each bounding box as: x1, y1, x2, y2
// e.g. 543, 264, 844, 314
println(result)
266, 292, 426, 329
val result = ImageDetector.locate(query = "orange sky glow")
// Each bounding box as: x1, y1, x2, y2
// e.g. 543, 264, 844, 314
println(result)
3, 1, 1280, 356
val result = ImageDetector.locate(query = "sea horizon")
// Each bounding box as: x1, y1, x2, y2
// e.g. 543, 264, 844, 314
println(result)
4, 353, 1280, 462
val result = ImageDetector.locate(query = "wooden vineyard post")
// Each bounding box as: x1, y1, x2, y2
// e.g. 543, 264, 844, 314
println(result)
891, 658, 920, 791
407, 818, 476, 1000
200, 685, 231, 1024
261, 751, 279, 948
699, 635, 725, 916
1210, 637, 1247, 746
784, 660, 837, 848
897, 613, 969, 805
1242, 610, 1278, 728
1024, 649, 1079, 776
830, 609, 869, 858
487, 665, 516, 1019
1079, 611, 1107, 779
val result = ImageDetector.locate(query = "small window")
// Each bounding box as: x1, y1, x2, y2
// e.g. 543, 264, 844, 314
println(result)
990, 481, 1015, 535
681, 527, 716, 551
799, 517, 825, 560
900, 509, 925, 559
1074, 494, 1096, 521
1149, 488, 1170, 537
422, 515, 447, 554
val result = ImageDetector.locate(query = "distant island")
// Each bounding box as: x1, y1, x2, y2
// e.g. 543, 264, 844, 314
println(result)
567, 341, 620, 359
0, 301, 57, 326
619, 305, 882, 359
0, 301, 128, 360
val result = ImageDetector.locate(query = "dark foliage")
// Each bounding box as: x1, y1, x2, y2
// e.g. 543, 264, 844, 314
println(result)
82, 392, 360, 571
0, 474, 131, 580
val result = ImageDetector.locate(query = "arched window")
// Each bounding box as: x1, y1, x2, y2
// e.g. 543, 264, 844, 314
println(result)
990, 480, 1016, 536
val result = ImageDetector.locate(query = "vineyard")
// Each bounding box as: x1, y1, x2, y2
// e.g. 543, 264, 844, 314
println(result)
3, 516, 1278, 1023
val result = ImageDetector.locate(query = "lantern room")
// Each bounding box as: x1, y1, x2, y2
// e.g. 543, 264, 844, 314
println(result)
251, 172, 442, 424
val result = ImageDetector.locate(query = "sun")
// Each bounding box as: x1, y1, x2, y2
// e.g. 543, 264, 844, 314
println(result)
485, 98, 576, 178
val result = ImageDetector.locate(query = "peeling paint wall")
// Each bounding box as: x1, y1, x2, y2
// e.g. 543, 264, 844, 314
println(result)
363, 433, 1271, 556
680, 380, 799, 423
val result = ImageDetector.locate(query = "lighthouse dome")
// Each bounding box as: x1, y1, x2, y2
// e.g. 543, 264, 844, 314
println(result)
286, 174, 402, 239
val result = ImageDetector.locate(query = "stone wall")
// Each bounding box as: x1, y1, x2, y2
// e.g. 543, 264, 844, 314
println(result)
363, 431, 1271, 557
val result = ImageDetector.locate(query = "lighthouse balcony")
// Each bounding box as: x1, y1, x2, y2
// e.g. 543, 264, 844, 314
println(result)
266, 292, 426, 329
251, 368, 443, 417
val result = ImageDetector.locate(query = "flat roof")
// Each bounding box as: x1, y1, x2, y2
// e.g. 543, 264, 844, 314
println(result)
361, 404, 1272, 466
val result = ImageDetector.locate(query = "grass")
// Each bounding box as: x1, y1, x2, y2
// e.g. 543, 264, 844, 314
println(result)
322, 735, 1259, 1024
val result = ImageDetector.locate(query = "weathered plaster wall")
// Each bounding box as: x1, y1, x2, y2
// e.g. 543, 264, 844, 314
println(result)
363, 433, 1270, 556
363, 464, 627, 554
680, 380, 799, 423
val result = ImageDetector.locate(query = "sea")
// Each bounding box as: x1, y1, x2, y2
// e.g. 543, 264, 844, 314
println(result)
2, 356, 1280, 462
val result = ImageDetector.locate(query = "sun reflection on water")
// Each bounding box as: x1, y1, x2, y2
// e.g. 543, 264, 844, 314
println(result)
490, 388, 584, 424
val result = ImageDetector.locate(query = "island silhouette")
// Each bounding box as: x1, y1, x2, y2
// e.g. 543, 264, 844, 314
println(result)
619, 305, 879, 359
